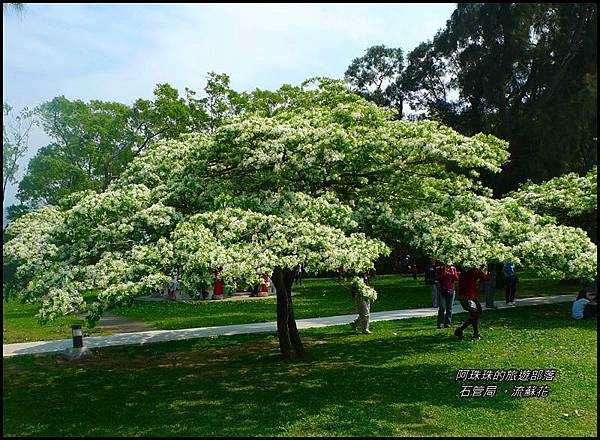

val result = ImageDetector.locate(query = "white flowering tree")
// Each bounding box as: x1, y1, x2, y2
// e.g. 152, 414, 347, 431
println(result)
507, 166, 597, 242
397, 194, 596, 279
4, 78, 597, 358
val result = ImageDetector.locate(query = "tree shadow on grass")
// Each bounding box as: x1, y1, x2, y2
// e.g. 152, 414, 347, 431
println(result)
5, 302, 595, 436
3, 327, 529, 437
477, 302, 598, 332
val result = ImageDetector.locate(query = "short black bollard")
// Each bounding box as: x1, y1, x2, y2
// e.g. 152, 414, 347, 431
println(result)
72, 324, 83, 348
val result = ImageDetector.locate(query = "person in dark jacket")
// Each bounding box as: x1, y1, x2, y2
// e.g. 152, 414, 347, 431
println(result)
504, 262, 518, 305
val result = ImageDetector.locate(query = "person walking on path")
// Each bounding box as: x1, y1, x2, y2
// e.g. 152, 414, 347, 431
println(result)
435, 263, 458, 328
504, 262, 518, 305
425, 257, 439, 308
484, 262, 498, 309
349, 273, 377, 334
455, 266, 492, 339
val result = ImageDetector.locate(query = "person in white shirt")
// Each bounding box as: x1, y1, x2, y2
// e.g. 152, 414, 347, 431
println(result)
572, 291, 596, 319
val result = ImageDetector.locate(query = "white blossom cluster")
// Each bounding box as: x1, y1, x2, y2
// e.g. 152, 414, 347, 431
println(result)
173, 208, 388, 291
507, 166, 597, 218
351, 276, 378, 302
396, 194, 596, 280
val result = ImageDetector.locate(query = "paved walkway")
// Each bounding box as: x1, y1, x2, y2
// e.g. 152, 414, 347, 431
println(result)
3, 294, 575, 358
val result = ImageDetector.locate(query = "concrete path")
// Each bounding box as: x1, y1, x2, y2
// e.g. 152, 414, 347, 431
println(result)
3, 294, 575, 358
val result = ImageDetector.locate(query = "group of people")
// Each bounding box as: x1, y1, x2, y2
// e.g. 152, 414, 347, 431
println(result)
164, 267, 277, 301
347, 258, 521, 338
169, 259, 595, 338
424, 259, 520, 339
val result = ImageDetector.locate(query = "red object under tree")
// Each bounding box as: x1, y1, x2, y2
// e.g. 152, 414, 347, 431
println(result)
213, 270, 224, 298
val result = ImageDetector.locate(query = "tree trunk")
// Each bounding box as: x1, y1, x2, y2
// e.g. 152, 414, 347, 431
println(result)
284, 268, 305, 357
396, 97, 404, 120
498, 3, 514, 143
272, 266, 293, 359
272, 266, 306, 359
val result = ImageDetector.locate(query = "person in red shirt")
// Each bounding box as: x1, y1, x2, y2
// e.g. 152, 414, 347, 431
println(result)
455, 266, 492, 339
435, 263, 459, 328
338, 265, 346, 281
213, 268, 224, 300
259, 273, 270, 297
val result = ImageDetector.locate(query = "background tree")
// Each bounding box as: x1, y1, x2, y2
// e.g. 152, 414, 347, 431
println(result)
416, 3, 596, 194
15, 84, 198, 209
345, 45, 405, 119
9, 73, 262, 216
352, 3, 597, 195
3, 103, 33, 206
401, 41, 462, 127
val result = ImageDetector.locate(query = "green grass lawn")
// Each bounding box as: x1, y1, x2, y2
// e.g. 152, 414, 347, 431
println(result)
3, 302, 596, 437
110, 272, 581, 330
2, 272, 581, 343
2, 300, 111, 344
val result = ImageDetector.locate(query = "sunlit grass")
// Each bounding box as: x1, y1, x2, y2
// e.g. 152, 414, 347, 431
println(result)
3, 302, 596, 436
2, 300, 110, 344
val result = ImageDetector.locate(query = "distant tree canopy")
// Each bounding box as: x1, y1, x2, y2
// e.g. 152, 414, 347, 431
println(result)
3, 103, 33, 206
344, 45, 405, 119
12, 74, 247, 215
350, 3, 597, 196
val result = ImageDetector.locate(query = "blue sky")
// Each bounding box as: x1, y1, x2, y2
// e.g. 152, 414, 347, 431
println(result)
2, 3, 456, 212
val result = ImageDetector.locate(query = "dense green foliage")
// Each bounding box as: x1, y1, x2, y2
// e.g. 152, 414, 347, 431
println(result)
357, 3, 597, 195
